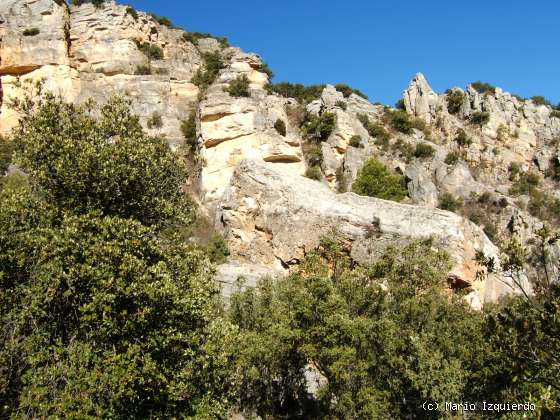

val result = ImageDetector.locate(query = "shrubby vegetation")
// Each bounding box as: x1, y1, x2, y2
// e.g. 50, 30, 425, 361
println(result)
146, 111, 163, 129
446, 89, 465, 114
135, 40, 164, 60
225, 74, 250, 98
349, 134, 362, 147
413, 142, 435, 159
352, 158, 407, 201
191, 51, 225, 89
439, 192, 462, 211
301, 112, 336, 142
274, 118, 287, 136
265, 82, 325, 103
0, 138, 14, 175
181, 111, 197, 151
455, 128, 472, 147
384, 109, 430, 137
444, 150, 460, 165
304, 165, 323, 181
22, 28, 39, 36
471, 81, 496, 94
470, 110, 490, 126
357, 113, 390, 143
135, 64, 152, 75
182, 31, 229, 49
334, 83, 368, 99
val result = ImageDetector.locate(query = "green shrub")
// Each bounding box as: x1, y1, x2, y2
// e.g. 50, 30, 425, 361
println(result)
265, 82, 325, 103
483, 223, 498, 241
395, 98, 406, 110
149, 13, 173, 28
391, 138, 414, 162
471, 81, 496, 94
257, 63, 274, 78
125, 6, 138, 20
349, 135, 362, 148
385, 109, 413, 134
205, 234, 230, 264
335, 100, 347, 110
91, 0, 105, 7
190, 52, 224, 89
446, 90, 465, 114
22, 28, 40, 36
334, 83, 368, 99
551, 110, 560, 119
274, 119, 286, 136
352, 159, 407, 202
527, 190, 560, 224
0, 138, 15, 175
439, 192, 462, 212
413, 143, 435, 159
508, 162, 522, 180
135, 65, 151, 75
357, 113, 390, 143
454, 128, 472, 147
444, 151, 460, 165
509, 171, 540, 196
531, 96, 552, 107
225, 74, 250, 98
135, 41, 164, 60
305, 166, 323, 181
181, 111, 197, 151
303, 142, 323, 167
301, 112, 336, 142
146, 112, 163, 129
470, 111, 490, 126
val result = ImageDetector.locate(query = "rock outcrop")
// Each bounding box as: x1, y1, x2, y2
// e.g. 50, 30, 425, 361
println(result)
216, 159, 528, 307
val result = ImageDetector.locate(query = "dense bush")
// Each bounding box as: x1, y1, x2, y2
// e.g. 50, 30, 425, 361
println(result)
0, 138, 15, 175
146, 112, 163, 129
125, 6, 138, 20
531, 96, 552, 107
274, 118, 287, 136
135, 64, 152, 75
334, 83, 368, 99
304, 166, 323, 181
136, 41, 164, 60
301, 112, 336, 142
352, 158, 407, 201
191, 51, 225, 89
446, 89, 465, 114
225, 74, 250, 98
470, 111, 490, 126
334, 100, 347, 110
182, 32, 229, 48
471, 81, 496, 94
257, 62, 274, 78
444, 151, 460, 165
454, 128, 472, 147
551, 110, 560, 119
413, 142, 435, 159
22, 28, 40, 36
395, 98, 406, 110
509, 171, 540, 196
384, 109, 429, 136
11, 93, 190, 227
349, 135, 362, 148
527, 189, 560, 224
0, 94, 237, 418
149, 13, 173, 28
181, 111, 197, 151
357, 113, 390, 143
391, 138, 414, 161
265, 82, 325, 103
439, 192, 462, 211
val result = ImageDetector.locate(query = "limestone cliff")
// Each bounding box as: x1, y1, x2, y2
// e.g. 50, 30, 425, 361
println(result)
2, 0, 556, 306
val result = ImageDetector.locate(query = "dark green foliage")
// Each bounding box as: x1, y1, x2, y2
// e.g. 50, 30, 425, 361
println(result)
191, 52, 224, 89
302, 142, 323, 167
352, 158, 407, 201
527, 190, 560, 224
551, 110, 560, 119
454, 128, 472, 147
146, 112, 163, 129
444, 151, 460, 165
257, 62, 274, 78
413, 142, 435, 159
125, 6, 138, 20
11, 94, 191, 227
446, 89, 465, 114
470, 111, 490, 126
334, 100, 347, 110
531, 96, 552, 107
391, 138, 414, 161
439, 192, 462, 212
305, 166, 323, 181
136, 41, 164, 60
0, 138, 15, 175
181, 111, 197, 151
182, 32, 229, 49
509, 171, 540, 196
508, 161, 522, 180
471, 81, 496, 94
150, 13, 173, 28
91, 0, 104, 7
274, 118, 286, 136
395, 98, 405, 110
205, 234, 230, 264
301, 112, 336, 142
135, 64, 151, 75
483, 222, 498, 241
334, 83, 368, 99
349, 135, 362, 148
22, 28, 40, 36
225, 74, 250, 98
265, 82, 325, 103
384, 109, 429, 136
357, 113, 390, 143
229, 238, 495, 419
0, 95, 237, 418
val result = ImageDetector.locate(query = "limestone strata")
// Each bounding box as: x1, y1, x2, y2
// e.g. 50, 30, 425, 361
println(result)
216, 159, 527, 306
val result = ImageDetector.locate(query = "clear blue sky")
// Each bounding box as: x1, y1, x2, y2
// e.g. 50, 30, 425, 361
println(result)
128, 0, 560, 106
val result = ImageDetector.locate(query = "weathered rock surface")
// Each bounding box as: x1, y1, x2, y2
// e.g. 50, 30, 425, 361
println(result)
216, 159, 528, 305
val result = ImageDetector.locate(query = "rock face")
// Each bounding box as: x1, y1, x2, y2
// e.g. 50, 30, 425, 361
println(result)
0, 0, 201, 146
216, 159, 527, 306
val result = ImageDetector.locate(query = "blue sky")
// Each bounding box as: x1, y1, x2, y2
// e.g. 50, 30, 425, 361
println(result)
128, 0, 560, 106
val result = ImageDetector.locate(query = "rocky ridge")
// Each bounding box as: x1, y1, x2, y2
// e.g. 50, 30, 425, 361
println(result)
2, 0, 557, 306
